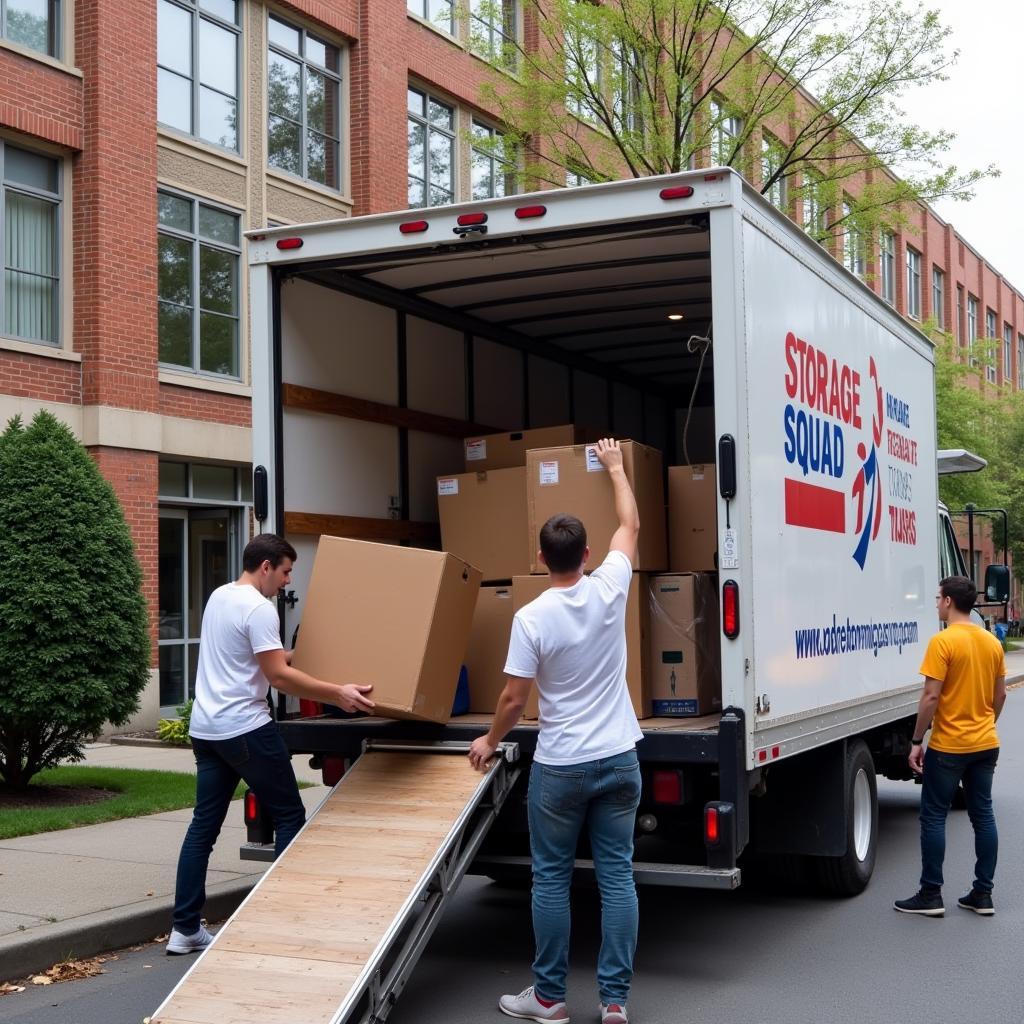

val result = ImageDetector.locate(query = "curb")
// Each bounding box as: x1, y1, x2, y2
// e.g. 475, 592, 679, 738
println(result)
0, 875, 256, 984
108, 736, 178, 749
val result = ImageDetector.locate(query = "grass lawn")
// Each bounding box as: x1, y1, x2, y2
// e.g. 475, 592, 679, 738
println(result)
0, 766, 308, 840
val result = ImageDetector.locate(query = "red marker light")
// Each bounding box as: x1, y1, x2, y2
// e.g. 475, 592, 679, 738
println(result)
515, 205, 547, 219
705, 805, 720, 844
244, 791, 259, 824
659, 186, 695, 200
723, 579, 740, 638
276, 237, 303, 250
457, 212, 488, 226
652, 769, 683, 805
771, 746, 781, 759
399, 220, 429, 234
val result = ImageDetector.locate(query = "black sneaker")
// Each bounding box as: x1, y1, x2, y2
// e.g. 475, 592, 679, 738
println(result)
957, 890, 995, 916
894, 890, 944, 916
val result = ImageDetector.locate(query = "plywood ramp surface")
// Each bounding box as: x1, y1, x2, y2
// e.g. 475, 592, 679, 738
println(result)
153, 751, 488, 1024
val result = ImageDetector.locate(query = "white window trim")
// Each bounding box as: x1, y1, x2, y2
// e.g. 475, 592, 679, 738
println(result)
407, 84, 457, 209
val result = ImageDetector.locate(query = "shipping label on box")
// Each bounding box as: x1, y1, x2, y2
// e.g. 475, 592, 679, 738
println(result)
465, 438, 487, 462
648, 573, 720, 717
526, 441, 667, 573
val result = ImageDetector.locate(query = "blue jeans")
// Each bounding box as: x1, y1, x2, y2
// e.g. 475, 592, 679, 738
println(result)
527, 750, 641, 1005
172, 721, 306, 933
920, 745, 999, 895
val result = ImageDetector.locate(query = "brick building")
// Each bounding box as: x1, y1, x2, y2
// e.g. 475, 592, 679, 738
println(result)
0, 2, 1018, 728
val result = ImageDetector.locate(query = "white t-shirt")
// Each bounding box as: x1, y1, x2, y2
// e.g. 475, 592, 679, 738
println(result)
505, 549, 642, 766
189, 582, 283, 741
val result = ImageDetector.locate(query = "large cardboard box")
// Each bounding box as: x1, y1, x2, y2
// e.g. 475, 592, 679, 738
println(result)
668, 464, 718, 572
463, 425, 594, 472
512, 572, 650, 720
526, 441, 667, 573
291, 536, 481, 723
648, 573, 721, 717
437, 467, 530, 581
464, 584, 516, 713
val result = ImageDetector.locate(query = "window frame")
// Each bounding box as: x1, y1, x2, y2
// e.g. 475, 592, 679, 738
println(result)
470, 118, 517, 201
469, 0, 517, 67
710, 97, 743, 166
879, 232, 895, 305
802, 170, 826, 241
931, 266, 944, 329
406, 86, 456, 209
157, 0, 242, 154
956, 284, 964, 347
1003, 323, 1013, 384
985, 308, 998, 382
266, 11, 344, 191
841, 199, 864, 279
905, 245, 921, 321
967, 293, 978, 366
1018, 333, 1024, 391
157, 187, 243, 381
1, 0, 61, 59
407, 0, 455, 36
0, 140, 62, 347
761, 133, 786, 211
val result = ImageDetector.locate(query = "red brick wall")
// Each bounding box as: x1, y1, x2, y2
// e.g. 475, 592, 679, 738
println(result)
0, 47, 83, 148
73, 0, 158, 411
159, 383, 251, 428
0, 351, 81, 404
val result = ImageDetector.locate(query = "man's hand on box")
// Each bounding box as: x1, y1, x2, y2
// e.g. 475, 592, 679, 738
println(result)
595, 437, 623, 471
469, 735, 498, 772
336, 684, 375, 713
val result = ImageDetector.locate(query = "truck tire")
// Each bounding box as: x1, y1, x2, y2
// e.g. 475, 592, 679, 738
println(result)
810, 740, 877, 897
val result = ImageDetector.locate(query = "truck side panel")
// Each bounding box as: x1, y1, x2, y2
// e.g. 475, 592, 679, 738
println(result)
741, 210, 938, 738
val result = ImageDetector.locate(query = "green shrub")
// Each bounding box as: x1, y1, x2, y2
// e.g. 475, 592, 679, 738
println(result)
0, 412, 150, 789
157, 699, 193, 746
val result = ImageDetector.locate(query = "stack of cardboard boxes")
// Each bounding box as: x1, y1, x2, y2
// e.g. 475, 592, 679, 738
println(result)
291, 429, 723, 726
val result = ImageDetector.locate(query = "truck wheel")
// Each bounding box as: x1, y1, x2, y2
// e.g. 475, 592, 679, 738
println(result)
810, 740, 877, 897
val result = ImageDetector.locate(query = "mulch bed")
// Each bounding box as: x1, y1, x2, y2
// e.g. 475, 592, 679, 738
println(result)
0, 785, 116, 809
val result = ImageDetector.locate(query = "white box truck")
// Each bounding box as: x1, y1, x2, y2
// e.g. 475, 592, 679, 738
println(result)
245, 168, 995, 895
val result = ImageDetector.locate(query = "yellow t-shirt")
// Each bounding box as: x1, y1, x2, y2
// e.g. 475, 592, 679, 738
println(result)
919, 623, 1005, 754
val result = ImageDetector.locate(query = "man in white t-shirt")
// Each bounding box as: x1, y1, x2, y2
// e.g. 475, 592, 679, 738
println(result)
469, 439, 642, 1024
167, 534, 374, 956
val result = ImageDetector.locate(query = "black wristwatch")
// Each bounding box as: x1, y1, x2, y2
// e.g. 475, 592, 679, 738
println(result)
911, 738, 924, 745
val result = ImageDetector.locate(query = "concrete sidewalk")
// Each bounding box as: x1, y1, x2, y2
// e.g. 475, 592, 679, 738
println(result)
0, 743, 328, 982
3, 648, 1023, 982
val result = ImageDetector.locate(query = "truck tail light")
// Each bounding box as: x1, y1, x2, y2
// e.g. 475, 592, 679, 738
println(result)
456, 212, 487, 226
276, 237, 303, 250
723, 579, 740, 638
515, 205, 547, 219
322, 756, 348, 787
652, 769, 683, 805
244, 790, 260, 826
298, 699, 322, 718
399, 220, 429, 234
660, 185, 694, 200
704, 805, 720, 845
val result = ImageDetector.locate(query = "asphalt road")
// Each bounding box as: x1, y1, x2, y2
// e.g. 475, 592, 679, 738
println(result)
3, 693, 1021, 1024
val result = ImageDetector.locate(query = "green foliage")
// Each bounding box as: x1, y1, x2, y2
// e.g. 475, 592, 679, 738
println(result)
0, 412, 151, 789
156, 699, 193, 746
472, 0, 995, 239
0, 766, 244, 839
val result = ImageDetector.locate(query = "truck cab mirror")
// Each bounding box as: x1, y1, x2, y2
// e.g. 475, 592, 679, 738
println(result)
984, 564, 1010, 603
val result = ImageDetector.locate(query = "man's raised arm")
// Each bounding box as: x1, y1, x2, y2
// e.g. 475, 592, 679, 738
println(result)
595, 438, 639, 563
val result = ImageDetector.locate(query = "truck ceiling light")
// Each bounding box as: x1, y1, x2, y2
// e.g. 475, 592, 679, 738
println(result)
723, 579, 740, 639
660, 185, 695, 200
399, 220, 429, 234
276, 237, 303, 250
457, 212, 488, 226
667, 313, 684, 321
515, 205, 547, 219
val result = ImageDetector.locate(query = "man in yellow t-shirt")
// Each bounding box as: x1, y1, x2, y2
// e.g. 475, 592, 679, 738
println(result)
894, 576, 1007, 918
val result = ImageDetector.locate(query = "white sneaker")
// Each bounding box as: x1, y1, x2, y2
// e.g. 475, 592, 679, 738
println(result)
601, 1003, 629, 1024
499, 985, 570, 1022
166, 924, 215, 956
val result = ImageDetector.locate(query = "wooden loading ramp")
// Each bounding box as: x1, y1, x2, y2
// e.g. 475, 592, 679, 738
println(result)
151, 741, 521, 1024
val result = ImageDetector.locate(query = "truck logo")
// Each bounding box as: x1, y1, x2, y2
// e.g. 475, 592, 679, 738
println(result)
782, 335, 915, 569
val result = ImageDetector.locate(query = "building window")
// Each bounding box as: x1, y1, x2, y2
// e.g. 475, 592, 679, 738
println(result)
2, 0, 60, 57
1, 143, 60, 346
267, 15, 342, 190
761, 133, 786, 210
956, 284, 964, 346
407, 0, 454, 35
984, 309, 998, 382
565, 24, 602, 121
905, 246, 921, 320
879, 233, 895, 304
158, 461, 251, 711
931, 267, 944, 329
967, 294, 978, 365
566, 169, 593, 187
407, 87, 455, 208
471, 121, 516, 200
157, 189, 241, 378
802, 171, 826, 241
1004, 323, 1013, 384
710, 98, 743, 166
157, 0, 239, 151
1018, 334, 1024, 390
841, 200, 864, 279
470, 0, 516, 65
